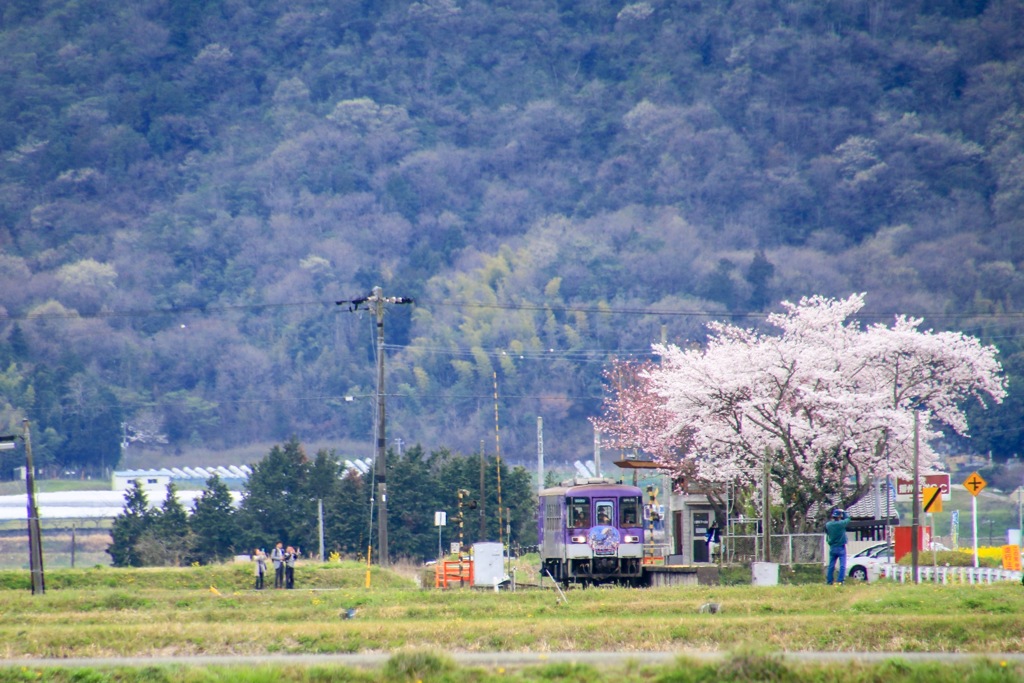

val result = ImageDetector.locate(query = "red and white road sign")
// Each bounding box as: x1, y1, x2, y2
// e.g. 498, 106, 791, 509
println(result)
894, 473, 951, 502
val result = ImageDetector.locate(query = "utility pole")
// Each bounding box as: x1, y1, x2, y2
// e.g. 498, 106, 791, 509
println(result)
763, 447, 771, 563
23, 420, 44, 594
478, 440, 486, 540
537, 417, 544, 494
0, 429, 43, 594
493, 372, 503, 549
337, 286, 413, 569
318, 499, 325, 562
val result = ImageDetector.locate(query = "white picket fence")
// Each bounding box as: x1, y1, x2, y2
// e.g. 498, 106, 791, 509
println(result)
880, 563, 1022, 584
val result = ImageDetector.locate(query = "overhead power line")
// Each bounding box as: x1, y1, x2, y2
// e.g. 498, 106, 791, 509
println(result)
4, 296, 1024, 323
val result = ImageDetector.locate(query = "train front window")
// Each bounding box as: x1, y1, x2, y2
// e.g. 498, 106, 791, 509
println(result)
595, 501, 614, 526
568, 497, 590, 528
620, 497, 640, 526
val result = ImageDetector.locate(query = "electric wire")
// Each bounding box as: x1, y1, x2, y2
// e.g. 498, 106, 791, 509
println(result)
6, 295, 1024, 323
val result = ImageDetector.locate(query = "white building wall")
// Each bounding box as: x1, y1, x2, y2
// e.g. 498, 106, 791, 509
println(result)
112, 473, 170, 495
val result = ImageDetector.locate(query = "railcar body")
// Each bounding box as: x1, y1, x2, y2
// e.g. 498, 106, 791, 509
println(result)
538, 478, 645, 585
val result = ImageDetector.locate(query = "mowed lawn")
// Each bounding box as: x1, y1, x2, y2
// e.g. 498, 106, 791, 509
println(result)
1, 561, 1023, 658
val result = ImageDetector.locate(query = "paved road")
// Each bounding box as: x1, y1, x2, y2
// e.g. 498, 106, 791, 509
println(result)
3, 651, 1024, 669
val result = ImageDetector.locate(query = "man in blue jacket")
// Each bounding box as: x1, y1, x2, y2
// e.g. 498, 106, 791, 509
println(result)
826, 509, 850, 585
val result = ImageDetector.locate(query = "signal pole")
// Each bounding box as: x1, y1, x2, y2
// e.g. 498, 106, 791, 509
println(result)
337, 286, 413, 568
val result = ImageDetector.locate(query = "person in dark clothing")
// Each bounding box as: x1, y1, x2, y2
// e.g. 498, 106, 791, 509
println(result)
705, 521, 721, 561
270, 542, 286, 589
825, 509, 851, 585
284, 546, 297, 589
254, 549, 267, 590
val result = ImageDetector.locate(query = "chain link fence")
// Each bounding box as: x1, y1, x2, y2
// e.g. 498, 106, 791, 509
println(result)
0, 525, 112, 569
725, 533, 826, 564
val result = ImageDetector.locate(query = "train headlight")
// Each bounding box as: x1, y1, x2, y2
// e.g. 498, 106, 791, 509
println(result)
571, 535, 588, 544
624, 535, 640, 544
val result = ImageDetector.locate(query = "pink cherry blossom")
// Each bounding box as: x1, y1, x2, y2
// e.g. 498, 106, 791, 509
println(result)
596, 294, 1006, 531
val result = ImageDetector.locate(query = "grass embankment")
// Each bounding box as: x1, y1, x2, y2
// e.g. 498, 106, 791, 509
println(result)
3, 655, 1023, 683
0, 480, 111, 495
0, 561, 1023, 660
2, 562, 1023, 681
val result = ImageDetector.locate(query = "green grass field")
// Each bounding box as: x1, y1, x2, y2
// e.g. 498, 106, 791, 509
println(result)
0, 561, 1022, 682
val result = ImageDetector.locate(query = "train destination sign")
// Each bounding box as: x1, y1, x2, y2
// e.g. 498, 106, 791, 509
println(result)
894, 473, 951, 502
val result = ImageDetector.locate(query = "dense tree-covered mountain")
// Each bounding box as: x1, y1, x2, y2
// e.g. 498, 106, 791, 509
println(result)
2, 0, 1024, 473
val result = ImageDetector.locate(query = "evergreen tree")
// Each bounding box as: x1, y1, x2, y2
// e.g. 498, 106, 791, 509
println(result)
236, 439, 538, 562
238, 437, 311, 551
327, 468, 369, 556
137, 482, 192, 566
436, 450, 487, 547
387, 445, 447, 561
8, 324, 28, 360
503, 465, 538, 550
269, 448, 339, 558
746, 249, 775, 310
189, 475, 240, 563
107, 479, 151, 567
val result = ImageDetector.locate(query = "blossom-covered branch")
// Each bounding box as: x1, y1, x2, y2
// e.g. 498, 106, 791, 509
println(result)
626, 293, 1005, 531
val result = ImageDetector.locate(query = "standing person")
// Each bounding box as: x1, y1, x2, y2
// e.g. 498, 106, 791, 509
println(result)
270, 542, 286, 589
826, 509, 850, 585
705, 521, 721, 562
254, 549, 267, 590
284, 546, 297, 589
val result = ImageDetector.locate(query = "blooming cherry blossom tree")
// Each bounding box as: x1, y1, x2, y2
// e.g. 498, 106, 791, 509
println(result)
601, 294, 1006, 532
592, 359, 690, 463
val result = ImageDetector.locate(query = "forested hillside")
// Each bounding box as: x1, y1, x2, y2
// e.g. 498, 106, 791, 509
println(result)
2, 0, 1024, 474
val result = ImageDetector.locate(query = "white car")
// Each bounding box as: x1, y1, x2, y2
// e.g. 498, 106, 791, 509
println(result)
846, 542, 894, 582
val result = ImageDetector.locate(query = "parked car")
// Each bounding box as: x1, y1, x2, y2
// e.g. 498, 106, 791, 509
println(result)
847, 542, 894, 582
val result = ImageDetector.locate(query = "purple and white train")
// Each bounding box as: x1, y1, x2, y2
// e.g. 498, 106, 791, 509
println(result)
538, 478, 645, 586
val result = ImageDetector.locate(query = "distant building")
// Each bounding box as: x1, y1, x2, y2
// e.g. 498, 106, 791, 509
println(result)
113, 469, 171, 495
111, 465, 251, 494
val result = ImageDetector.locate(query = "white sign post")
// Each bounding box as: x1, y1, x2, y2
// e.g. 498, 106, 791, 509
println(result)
963, 472, 987, 568
434, 511, 446, 560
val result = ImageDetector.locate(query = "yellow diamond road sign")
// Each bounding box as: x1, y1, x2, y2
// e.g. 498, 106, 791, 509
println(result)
963, 471, 987, 497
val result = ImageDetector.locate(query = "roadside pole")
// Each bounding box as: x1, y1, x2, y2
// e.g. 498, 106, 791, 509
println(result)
929, 512, 936, 567
911, 411, 920, 584
972, 494, 979, 568
963, 471, 987, 569
23, 420, 45, 595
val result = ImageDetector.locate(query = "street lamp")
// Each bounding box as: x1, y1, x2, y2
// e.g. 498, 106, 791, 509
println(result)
1, 422, 45, 594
